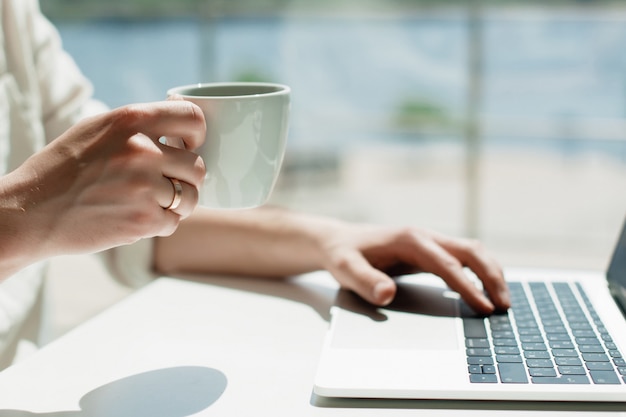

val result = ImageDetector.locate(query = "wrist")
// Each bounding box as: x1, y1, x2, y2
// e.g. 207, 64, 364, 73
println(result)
291, 210, 351, 272
0, 170, 50, 278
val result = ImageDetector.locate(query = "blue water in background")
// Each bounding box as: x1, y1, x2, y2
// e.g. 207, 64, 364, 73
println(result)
54, 14, 626, 157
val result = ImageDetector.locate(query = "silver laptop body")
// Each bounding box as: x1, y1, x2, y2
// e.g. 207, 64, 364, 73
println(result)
313, 216, 626, 402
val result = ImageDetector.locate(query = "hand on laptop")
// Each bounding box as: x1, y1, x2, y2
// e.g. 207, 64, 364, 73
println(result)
321, 224, 511, 314
156, 207, 509, 315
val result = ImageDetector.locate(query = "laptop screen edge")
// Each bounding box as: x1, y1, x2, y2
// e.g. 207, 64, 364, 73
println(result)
607, 214, 626, 313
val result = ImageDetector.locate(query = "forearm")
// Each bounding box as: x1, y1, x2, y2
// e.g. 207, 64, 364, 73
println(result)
153, 204, 510, 313
153, 205, 342, 279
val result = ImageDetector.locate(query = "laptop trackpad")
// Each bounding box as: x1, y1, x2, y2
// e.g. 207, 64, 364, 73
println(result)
330, 279, 461, 350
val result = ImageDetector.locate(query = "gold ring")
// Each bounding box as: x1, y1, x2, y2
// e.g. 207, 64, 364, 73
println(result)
165, 178, 183, 210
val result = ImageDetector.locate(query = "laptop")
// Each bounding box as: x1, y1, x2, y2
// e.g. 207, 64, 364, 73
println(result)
313, 215, 626, 402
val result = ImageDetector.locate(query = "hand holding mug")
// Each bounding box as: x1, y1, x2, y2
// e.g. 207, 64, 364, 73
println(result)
1, 100, 206, 270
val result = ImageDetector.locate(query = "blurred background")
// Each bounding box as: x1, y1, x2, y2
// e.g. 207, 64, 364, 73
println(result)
40, 0, 626, 336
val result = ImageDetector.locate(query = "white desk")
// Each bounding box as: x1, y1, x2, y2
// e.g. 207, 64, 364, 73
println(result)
0, 273, 625, 416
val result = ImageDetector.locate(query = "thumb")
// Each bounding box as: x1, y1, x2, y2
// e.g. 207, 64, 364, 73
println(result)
167, 93, 184, 101
163, 94, 188, 149
329, 250, 397, 306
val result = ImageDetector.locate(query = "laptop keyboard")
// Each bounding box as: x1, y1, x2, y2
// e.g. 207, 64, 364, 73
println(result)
464, 281, 626, 384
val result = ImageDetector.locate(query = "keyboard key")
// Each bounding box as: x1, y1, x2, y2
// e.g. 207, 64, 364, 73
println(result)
552, 349, 579, 357
490, 315, 512, 324
573, 330, 596, 338
569, 322, 593, 330
513, 313, 535, 322
582, 353, 609, 362
498, 363, 529, 383
470, 374, 498, 383
542, 319, 564, 327
494, 339, 519, 347
547, 334, 571, 342
530, 368, 557, 377
516, 321, 539, 329
526, 359, 554, 368
531, 375, 590, 384
522, 343, 547, 351
601, 334, 614, 343
518, 328, 542, 336
566, 314, 589, 323
524, 351, 550, 359
496, 355, 523, 363
466, 338, 490, 348
590, 370, 621, 385
490, 323, 514, 332
495, 346, 520, 355
558, 366, 586, 375
463, 318, 487, 338
544, 326, 568, 334
540, 314, 562, 322
469, 365, 482, 374
492, 331, 515, 339
549, 341, 574, 349
467, 348, 492, 357
520, 335, 543, 343
468, 357, 493, 365
586, 362, 614, 371
579, 345, 606, 354
555, 357, 583, 366
575, 337, 600, 345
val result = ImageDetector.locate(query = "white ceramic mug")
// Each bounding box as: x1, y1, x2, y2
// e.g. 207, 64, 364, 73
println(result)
167, 82, 290, 209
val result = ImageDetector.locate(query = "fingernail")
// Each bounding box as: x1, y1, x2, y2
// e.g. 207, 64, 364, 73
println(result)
373, 281, 395, 306
499, 289, 511, 309
479, 294, 496, 314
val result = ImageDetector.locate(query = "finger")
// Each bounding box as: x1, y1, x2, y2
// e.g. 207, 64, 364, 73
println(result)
161, 96, 187, 150
436, 236, 510, 311
158, 176, 199, 219
115, 101, 206, 150
156, 209, 184, 237
412, 237, 496, 314
329, 250, 397, 306
158, 141, 206, 189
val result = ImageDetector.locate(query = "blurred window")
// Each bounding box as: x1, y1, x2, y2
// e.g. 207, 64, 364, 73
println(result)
42, 0, 626, 270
